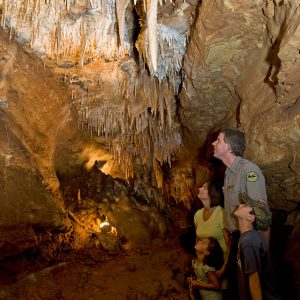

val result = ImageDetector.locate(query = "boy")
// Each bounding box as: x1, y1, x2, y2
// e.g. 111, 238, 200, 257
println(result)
234, 193, 281, 300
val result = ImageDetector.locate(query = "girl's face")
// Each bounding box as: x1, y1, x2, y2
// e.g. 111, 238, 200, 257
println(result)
198, 182, 210, 203
195, 238, 210, 254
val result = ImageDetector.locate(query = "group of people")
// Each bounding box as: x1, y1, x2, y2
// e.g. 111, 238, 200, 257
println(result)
186, 128, 281, 300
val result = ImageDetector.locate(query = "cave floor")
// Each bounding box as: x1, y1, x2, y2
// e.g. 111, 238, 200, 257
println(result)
0, 239, 192, 300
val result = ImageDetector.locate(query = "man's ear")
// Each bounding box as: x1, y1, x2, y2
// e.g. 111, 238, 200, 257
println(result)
227, 143, 232, 153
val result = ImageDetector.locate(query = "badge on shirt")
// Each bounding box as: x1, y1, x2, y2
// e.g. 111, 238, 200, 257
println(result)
247, 171, 258, 182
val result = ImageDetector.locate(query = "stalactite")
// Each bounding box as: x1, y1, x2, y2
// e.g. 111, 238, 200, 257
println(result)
116, 0, 130, 47
146, 0, 158, 72
165, 82, 173, 128
155, 23, 188, 88
79, 21, 87, 67
152, 79, 158, 114
158, 85, 165, 127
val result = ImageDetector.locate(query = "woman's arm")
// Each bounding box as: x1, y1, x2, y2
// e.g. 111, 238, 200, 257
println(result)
216, 228, 230, 278
223, 227, 230, 262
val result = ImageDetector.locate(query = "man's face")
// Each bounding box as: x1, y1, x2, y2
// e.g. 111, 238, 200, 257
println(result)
212, 132, 231, 159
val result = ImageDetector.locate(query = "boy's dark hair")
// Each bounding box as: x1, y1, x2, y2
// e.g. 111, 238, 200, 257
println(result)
221, 127, 245, 156
203, 237, 224, 270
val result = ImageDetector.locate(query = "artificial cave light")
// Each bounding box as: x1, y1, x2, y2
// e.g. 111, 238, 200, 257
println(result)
98, 216, 109, 229
98, 216, 118, 236
99, 220, 110, 229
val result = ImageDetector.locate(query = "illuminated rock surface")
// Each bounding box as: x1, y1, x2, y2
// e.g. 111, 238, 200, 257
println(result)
0, 0, 299, 299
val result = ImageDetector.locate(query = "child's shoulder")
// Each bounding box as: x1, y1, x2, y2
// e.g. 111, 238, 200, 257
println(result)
203, 263, 216, 273
240, 230, 262, 246
192, 258, 202, 267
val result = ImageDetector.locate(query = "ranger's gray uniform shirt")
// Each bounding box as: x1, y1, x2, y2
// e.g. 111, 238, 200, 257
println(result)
224, 156, 267, 232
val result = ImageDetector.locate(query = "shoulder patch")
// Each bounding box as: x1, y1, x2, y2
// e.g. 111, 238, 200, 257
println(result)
247, 171, 258, 182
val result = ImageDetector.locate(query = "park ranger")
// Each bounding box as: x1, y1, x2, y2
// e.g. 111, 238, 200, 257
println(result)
212, 127, 271, 300
212, 127, 270, 244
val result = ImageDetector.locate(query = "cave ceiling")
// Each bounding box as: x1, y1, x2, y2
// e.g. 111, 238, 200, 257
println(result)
0, 0, 300, 237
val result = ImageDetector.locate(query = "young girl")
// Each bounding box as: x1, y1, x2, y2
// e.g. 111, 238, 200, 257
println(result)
187, 237, 224, 300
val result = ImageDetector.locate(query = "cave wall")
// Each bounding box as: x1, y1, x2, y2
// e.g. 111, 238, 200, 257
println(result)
179, 0, 300, 211
0, 0, 299, 274
0, 31, 69, 258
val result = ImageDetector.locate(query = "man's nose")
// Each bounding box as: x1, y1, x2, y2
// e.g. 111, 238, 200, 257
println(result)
212, 140, 216, 146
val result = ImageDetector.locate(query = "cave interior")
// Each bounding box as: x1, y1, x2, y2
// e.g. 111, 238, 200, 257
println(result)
0, 0, 299, 299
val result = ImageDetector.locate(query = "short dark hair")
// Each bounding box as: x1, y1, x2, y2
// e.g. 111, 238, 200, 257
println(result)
221, 127, 245, 156
207, 179, 223, 207
249, 208, 257, 229
203, 237, 224, 270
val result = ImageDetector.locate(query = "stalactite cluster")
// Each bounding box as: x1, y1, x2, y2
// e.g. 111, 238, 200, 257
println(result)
75, 72, 182, 179
0, 0, 179, 71
136, 21, 188, 92
0, 0, 130, 64
0, 0, 186, 188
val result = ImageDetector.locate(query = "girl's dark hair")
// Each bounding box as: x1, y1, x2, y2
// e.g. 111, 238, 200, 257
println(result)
203, 237, 224, 270
207, 178, 224, 208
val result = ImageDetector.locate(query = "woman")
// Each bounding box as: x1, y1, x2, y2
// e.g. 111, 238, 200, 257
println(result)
194, 179, 229, 282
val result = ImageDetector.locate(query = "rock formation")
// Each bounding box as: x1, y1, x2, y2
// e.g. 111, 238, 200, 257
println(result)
0, 0, 299, 298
